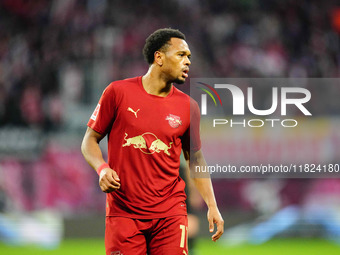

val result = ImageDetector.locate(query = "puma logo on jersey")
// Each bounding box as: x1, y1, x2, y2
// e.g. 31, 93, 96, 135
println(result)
127, 107, 140, 118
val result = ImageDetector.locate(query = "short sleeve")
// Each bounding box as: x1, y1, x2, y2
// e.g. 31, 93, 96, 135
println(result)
182, 98, 201, 152
87, 83, 116, 135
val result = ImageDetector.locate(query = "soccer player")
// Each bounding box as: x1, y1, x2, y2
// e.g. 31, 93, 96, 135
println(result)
81, 28, 224, 255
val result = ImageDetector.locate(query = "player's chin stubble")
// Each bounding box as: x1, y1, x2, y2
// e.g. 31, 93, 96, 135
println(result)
174, 78, 185, 84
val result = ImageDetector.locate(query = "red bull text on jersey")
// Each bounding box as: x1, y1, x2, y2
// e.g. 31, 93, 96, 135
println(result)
88, 76, 201, 218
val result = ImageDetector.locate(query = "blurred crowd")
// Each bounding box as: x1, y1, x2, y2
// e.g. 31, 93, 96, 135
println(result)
1, 0, 340, 130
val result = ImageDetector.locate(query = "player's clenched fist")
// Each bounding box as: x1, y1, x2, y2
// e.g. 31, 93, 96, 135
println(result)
99, 168, 121, 193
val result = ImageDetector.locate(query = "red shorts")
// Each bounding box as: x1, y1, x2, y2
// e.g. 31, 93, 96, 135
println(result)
105, 215, 188, 255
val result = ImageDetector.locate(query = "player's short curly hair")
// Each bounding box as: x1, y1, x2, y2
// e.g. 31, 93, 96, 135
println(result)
143, 28, 186, 65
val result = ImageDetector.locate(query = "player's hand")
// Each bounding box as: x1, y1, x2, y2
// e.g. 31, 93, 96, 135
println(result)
99, 168, 120, 193
207, 206, 224, 242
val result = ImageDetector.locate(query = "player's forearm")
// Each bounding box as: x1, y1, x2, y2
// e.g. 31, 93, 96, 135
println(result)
187, 150, 218, 209
81, 130, 106, 171
192, 177, 218, 209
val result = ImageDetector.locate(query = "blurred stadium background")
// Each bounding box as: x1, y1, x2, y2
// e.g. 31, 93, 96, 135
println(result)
1, 0, 340, 254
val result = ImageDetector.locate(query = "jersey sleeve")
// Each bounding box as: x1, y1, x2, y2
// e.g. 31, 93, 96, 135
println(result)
182, 98, 202, 152
87, 83, 117, 135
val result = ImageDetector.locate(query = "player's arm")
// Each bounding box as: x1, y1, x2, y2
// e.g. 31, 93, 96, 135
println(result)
81, 127, 120, 193
183, 149, 224, 242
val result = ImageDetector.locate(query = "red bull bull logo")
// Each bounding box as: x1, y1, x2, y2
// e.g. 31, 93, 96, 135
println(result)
149, 139, 173, 156
122, 133, 147, 149
123, 132, 173, 156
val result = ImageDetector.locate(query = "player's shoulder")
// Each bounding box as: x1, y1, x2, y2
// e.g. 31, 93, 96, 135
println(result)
106, 76, 139, 91
172, 86, 191, 101
173, 86, 199, 107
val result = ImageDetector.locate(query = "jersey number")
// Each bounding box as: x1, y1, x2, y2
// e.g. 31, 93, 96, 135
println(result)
179, 224, 188, 251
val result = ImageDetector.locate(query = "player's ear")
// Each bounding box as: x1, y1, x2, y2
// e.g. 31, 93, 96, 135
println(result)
154, 51, 163, 66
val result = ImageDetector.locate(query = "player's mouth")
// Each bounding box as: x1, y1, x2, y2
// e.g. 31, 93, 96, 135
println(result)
182, 69, 189, 78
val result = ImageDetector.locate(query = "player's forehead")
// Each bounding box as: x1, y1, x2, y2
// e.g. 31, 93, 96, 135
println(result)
166, 38, 191, 54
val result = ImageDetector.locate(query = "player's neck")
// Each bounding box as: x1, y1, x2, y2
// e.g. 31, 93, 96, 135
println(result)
142, 68, 172, 97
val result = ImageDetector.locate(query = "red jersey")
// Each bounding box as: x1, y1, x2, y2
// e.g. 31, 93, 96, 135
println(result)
88, 76, 201, 219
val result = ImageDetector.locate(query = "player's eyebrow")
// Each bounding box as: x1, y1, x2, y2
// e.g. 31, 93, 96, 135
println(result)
178, 50, 191, 57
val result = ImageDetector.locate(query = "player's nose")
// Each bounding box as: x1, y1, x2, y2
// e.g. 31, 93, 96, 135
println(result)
185, 56, 191, 66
